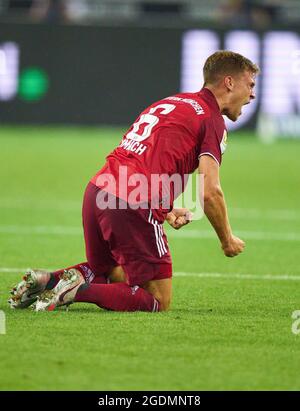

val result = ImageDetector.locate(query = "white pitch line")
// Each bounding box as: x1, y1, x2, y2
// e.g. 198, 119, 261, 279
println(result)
0, 199, 80, 212
168, 229, 300, 241
0, 225, 82, 235
1, 268, 300, 281
230, 207, 300, 221
0, 199, 300, 221
174, 272, 300, 281
0, 225, 300, 241
0, 268, 29, 273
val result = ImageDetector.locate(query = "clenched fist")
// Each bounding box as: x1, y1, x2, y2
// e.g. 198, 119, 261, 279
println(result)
222, 235, 245, 257
166, 208, 193, 230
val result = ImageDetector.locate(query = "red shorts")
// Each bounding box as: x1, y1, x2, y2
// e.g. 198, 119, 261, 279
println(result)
82, 182, 172, 286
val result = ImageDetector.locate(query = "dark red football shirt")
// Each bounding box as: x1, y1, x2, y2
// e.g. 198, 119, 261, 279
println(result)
91, 88, 227, 221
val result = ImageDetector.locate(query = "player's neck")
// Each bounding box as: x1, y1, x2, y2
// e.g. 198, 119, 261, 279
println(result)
204, 85, 229, 114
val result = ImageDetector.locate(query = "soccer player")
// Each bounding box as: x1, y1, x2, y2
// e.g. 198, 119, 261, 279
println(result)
9, 51, 259, 312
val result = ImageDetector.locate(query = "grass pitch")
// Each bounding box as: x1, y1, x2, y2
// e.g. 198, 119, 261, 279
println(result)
0, 126, 300, 390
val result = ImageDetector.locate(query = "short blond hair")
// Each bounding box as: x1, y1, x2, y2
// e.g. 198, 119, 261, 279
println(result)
203, 51, 260, 85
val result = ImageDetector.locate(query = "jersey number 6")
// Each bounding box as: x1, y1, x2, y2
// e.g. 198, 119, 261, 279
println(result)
126, 104, 176, 142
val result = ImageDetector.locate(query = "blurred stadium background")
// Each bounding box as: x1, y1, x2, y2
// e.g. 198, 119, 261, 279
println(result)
0, 0, 300, 391
1, 0, 300, 139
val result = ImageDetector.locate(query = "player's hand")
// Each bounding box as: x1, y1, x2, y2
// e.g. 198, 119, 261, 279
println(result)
166, 208, 193, 230
222, 235, 245, 257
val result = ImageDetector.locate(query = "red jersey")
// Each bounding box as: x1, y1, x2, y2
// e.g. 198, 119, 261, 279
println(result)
91, 88, 227, 221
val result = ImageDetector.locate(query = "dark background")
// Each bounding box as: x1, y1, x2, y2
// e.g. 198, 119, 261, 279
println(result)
0, 23, 182, 124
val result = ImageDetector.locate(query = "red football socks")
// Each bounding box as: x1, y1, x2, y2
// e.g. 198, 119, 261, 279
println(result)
74, 282, 161, 312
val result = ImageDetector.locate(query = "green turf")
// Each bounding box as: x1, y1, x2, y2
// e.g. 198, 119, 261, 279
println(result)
0, 126, 300, 390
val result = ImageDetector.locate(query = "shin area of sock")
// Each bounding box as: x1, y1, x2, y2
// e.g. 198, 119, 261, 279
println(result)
75, 283, 160, 312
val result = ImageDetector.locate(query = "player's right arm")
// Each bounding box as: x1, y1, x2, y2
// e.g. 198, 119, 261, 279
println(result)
198, 155, 245, 257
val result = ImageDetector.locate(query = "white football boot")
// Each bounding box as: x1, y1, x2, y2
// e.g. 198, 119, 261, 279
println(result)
34, 268, 85, 312
8, 269, 51, 309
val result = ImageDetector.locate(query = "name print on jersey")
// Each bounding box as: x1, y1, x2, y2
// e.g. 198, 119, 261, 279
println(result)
119, 138, 147, 155
164, 96, 205, 115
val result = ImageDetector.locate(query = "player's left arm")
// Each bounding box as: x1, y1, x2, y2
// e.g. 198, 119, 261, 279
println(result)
166, 208, 193, 230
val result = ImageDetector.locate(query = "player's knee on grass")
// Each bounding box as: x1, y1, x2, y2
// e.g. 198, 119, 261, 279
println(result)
151, 293, 171, 311
143, 278, 172, 312
158, 297, 171, 312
